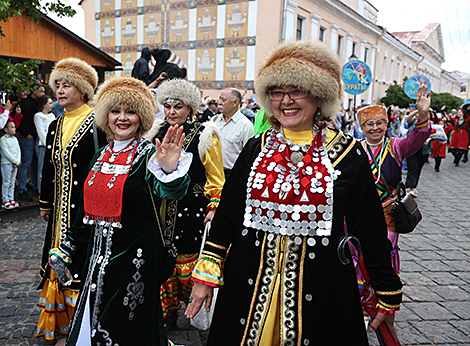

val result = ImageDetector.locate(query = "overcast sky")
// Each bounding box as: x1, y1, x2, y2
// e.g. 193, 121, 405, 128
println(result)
372, 0, 469, 73
51, 0, 470, 74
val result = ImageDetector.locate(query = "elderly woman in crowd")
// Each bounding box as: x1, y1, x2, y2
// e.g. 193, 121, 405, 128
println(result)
144, 78, 225, 329
186, 40, 402, 345
37, 58, 108, 343
48, 77, 191, 345
356, 89, 431, 277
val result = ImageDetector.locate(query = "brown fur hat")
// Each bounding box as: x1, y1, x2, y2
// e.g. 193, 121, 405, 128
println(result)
256, 40, 343, 119
94, 77, 157, 139
49, 57, 98, 101
357, 105, 388, 126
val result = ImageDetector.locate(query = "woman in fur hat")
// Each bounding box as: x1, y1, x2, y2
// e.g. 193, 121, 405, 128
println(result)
48, 76, 191, 345
37, 57, 108, 343
186, 40, 403, 345
143, 78, 225, 330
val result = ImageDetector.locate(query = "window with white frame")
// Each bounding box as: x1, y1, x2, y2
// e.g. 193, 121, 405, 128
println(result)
352, 42, 358, 57
319, 26, 326, 43
390, 58, 394, 82
296, 16, 305, 41
364, 48, 369, 63
337, 35, 344, 60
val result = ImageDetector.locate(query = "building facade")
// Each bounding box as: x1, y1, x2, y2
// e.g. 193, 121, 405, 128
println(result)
81, 0, 460, 107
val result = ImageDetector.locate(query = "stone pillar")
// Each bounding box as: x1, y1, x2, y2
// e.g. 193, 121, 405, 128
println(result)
284, 0, 299, 41
330, 23, 340, 52
360, 39, 367, 61
310, 13, 322, 40
368, 44, 378, 104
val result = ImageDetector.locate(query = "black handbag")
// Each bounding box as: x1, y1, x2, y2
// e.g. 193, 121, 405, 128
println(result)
392, 181, 422, 234
366, 145, 422, 234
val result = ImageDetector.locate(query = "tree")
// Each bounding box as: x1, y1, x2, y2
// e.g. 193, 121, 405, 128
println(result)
0, 59, 44, 95
381, 79, 464, 110
430, 92, 463, 110
380, 81, 414, 108
0, 0, 76, 36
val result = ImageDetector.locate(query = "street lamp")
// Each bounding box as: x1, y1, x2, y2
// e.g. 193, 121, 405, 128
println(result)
349, 53, 358, 62
348, 54, 358, 119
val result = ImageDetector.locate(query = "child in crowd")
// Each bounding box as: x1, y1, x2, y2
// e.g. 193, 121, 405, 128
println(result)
0, 120, 21, 209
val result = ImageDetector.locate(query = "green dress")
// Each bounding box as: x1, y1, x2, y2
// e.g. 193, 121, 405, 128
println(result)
55, 139, 190, 346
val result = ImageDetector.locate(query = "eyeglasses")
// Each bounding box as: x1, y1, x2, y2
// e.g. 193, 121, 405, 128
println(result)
268, 90, 308, 101
363, 120, 387, 128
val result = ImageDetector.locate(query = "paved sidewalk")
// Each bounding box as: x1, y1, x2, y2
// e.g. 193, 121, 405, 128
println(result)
0, 156, 469, 345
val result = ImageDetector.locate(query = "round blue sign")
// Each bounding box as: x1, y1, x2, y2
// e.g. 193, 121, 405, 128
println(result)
404, 75, 431, 99
341, 60, 372, 95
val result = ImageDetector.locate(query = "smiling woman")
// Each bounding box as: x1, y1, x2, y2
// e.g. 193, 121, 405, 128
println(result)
48, 76, 192, 346
107, 105, 141, 141
186, 40, 403, 346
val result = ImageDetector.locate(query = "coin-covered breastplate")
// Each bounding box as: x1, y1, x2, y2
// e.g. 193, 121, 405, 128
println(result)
243, 128, 336, 242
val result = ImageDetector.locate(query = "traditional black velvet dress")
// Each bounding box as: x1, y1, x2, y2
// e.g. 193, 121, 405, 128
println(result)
54, 139, 190, 345
192, 128, 402, 345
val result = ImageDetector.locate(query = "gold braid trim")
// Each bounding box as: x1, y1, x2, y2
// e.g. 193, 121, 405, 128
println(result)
377, 300, 401, 310
205, 241, 227, 251
376, 288, 403, 296
325, 129, 356, 168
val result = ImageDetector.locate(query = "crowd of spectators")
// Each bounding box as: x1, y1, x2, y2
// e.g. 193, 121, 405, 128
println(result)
0, 83, 57, 208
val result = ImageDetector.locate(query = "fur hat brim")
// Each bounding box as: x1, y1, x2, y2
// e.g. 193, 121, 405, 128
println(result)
256, 40, 343, 119
157, 79, 201, 113
357, 105, 388, 126
94, 77, 157, 139
49, 57, 98, 101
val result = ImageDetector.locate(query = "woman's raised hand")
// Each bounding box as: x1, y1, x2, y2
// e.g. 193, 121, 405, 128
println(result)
416, 85, 431, 121
154, 125, 186, 174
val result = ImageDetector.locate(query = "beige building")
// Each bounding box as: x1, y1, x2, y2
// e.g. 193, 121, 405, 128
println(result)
80, 0, 460, 107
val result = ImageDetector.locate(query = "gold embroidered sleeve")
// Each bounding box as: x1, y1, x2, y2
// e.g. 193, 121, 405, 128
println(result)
191, 241, 227, 287
202, 134, 225, 209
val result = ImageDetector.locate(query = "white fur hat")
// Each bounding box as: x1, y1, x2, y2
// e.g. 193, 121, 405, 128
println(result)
157, 79, 201, 113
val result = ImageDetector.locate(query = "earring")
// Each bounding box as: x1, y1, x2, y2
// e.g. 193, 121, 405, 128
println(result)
316, 108, 322, 117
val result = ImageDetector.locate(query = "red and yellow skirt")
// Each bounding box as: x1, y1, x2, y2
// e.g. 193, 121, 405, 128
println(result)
160, 253, 199, 319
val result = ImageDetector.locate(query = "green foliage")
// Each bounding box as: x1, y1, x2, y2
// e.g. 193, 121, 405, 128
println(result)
0, 0, 76, 36
0, 58, 44, 95
380, 81, 414, 108
381, 80, 464, 110
430, 92, 463, 110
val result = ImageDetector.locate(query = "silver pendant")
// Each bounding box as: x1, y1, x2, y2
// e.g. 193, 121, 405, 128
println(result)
290, 151, 304, 165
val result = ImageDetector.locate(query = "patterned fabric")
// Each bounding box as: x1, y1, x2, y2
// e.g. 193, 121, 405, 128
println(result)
160, 253, 199, 319
83, 138, 139, 225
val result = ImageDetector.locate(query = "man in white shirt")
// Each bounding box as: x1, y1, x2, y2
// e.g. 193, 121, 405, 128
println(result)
212, 88, 254, 177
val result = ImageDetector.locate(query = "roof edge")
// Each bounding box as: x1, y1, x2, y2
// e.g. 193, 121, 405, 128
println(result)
41, 15, 121, 69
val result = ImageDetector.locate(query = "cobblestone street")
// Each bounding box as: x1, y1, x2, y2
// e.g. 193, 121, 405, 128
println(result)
0, 156, 469, 345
